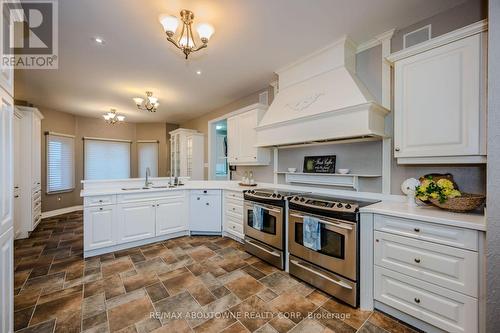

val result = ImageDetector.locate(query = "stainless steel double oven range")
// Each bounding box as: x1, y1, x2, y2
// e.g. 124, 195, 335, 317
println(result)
288, 194, 377, 307
243, 188, 307, 270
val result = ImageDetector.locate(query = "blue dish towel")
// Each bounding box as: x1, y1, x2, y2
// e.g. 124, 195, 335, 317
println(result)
252, 205, 264, 231
303, 215, 321, 251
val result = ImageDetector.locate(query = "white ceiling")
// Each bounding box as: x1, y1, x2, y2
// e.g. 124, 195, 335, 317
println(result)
14, 0, 464, 123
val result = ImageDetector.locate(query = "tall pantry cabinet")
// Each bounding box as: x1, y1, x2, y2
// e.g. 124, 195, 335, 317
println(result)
13, 106, 44, 239
0, 36, 15, 333
170, 128, 204, 180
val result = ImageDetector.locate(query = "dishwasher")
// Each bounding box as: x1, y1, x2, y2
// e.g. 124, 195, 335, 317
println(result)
189, 190, 222, 234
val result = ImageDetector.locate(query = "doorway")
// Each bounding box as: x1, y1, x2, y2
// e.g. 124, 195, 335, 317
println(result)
209, 119, 229, 180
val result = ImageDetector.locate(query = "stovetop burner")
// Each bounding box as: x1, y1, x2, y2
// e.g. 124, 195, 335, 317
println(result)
243, 188, 310, 206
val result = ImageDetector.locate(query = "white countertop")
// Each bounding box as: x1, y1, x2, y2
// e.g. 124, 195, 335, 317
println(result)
360, 201, 486, 231
80, 178, 486, 231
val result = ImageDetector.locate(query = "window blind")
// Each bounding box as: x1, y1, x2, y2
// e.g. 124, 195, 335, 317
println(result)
47, 133, 75, 193
84, 139, 131, 180
138, 142, 158, 177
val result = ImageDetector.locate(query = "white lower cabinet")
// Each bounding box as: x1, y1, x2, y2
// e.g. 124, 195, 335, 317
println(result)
117, 201, 156, 243
84, 206, 116, 251
156, 195, 187, 236
373, 214, 480, 333
223, 190, 244, 239
0, 228, 14, 333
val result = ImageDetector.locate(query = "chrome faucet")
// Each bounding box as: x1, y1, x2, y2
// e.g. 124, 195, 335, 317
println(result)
144, 167, 153, 188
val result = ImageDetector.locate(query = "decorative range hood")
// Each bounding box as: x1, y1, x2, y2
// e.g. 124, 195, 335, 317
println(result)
256, 37, 389, 147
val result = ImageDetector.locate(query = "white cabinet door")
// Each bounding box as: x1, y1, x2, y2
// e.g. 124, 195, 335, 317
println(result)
238, 110, 258, 163
190, 191, 221, 233
0, 7, 13, 98
117, 201, 156, 243
227, 115, 239, 164
32, 116, 42, 187
156, 195, 187, 236
0, 89, 13, 237
0, 228, 14, 333
84, 206, 116, 250
394, 34, 483, 159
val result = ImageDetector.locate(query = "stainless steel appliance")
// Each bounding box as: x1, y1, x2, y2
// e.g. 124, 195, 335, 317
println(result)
243, 188, 307, 269
287, 194, 377, 307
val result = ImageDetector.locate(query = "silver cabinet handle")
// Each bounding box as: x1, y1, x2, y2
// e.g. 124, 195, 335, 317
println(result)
290, 213, 353, 230
206, 202, 209, 206
99, 207, 103, 211
414, 297, 420, 304
414, 258, 421, 263
14, 195, 19, 198
395, 147, 400, 152
414, 228, 420, 232
246, 239, 280, 257
290, 259, 353, 290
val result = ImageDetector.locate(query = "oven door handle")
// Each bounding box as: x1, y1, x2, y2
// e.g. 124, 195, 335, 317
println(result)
246, 239, 281, 257
290, 213, 353, 231
290, 259, 353, 290
258, 206, 281, 214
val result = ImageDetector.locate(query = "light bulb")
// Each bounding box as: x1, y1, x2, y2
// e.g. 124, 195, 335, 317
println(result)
117, 115, 125, 121
196, 23, 214, 41
179, 35, 195, 48
107, 112, 116, 119
103, 115, 110, 120
133, 97, 144, 106
148, 96, 158, 105
159, 14, 179, 34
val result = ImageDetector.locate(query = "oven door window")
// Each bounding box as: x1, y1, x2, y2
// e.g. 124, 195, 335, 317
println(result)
247, 209, 277, 235
295, 222, 345, 259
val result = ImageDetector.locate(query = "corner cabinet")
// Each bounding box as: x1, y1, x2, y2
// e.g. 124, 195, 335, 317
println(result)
227, 103, 271, 166
170, 128, 204, 180
388, 21, 487, 164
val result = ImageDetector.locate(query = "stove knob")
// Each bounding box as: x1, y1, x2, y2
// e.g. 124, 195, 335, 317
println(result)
277, 194, 282, 198
272, 193, 277, 198
294, 197, 299, 201
337, 203, 343, 208
345, 204, 352, 209
300, 198, 306, 202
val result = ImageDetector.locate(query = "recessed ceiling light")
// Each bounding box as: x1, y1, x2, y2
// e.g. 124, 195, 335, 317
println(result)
93, 37, 105, 44
196, 70, 202, 75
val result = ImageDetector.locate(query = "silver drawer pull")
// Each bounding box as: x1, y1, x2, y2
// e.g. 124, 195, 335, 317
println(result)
290, 213, 353, 230
290, 259, 353, 290
414, 228, 420, 232
414, 297, 420, 304
246, 239, 280, 257
414, 258, 421, 263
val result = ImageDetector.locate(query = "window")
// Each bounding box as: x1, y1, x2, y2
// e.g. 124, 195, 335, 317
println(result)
138, 141, 158, 177
46, 133, 75, 193
84, 138, 131, 180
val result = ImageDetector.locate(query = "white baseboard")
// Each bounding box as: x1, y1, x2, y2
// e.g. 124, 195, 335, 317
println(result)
41, 205, 83, 219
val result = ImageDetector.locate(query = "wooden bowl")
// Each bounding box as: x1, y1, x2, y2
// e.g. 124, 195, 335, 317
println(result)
429, 193, 485, 213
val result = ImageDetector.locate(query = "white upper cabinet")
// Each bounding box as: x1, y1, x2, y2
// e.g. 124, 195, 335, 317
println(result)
388, 21, 487, 164
227, 103, 271, 165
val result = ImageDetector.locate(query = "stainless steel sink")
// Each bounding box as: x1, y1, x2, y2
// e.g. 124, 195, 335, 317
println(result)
151, 185, 169, 189
121, 187, 144, 191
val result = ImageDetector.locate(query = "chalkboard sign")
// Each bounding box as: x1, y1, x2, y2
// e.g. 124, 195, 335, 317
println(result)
303, 155, 336, 174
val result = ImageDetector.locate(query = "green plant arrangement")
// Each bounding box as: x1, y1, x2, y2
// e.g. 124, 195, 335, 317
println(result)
415, 176, 461, 203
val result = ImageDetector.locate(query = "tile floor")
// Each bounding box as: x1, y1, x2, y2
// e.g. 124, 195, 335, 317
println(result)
13, 211, 419, 333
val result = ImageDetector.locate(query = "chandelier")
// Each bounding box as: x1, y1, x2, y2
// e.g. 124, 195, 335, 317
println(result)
133, 91, 159, 112
159, 9, 215, 59
103, 109, 125, 124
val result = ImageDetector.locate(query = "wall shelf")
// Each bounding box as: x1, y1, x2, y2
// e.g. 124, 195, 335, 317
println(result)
275, 172, 381, 191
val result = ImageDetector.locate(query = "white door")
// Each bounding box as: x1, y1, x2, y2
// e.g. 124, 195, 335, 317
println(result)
227, 116, 239, 164
190, 192, 221, 233
238, 110, 258, 163
0, 88, 14, 333
13, 114, 22, 237
84, 206, 116, 250
156, 195, 187, 236
117, 201, 156, 243
394, 34, 482, 158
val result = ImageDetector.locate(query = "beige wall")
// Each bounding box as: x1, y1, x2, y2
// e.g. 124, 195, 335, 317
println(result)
40, 107, 178, 212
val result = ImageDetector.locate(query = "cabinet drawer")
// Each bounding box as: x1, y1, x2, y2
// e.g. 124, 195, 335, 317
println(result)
225, 191, 243, 200
226, 219, 244, 235
374, 231, 478, 297
225, 201, 243, 216
374, 266, 477, 333
191, 189, 220, 196
374, 214, 478, 251
84, 195, 116, 206
118, 190, 184, 203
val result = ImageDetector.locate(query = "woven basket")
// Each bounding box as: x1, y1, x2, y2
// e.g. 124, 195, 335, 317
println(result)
429, 193, 485, 213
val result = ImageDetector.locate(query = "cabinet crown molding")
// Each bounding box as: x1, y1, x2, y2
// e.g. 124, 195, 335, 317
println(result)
387, 19, 488, 63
